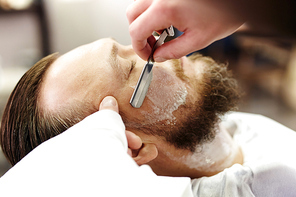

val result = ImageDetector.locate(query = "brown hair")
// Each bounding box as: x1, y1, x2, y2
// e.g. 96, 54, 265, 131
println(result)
0, 53, 96, 166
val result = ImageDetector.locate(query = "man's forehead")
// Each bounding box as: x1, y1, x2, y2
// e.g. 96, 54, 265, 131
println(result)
49, 43, 103, 77
40, 39, 122, 112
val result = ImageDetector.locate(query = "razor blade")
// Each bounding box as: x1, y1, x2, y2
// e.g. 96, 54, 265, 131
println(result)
130, 25, 174, 108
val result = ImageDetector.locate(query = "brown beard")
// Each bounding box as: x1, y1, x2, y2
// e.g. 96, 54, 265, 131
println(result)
122, 54, 240, 152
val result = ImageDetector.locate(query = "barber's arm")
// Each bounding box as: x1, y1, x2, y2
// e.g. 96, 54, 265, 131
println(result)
0, 96, 193, 197
126, 0, 244, 62
126, 0, 295, 62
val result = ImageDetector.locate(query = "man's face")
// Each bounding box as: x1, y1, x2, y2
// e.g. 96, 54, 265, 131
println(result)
39, 38, 240, 173
40, 38, 203, 128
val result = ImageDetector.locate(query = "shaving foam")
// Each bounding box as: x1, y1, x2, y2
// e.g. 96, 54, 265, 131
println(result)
165, 126, 239, 173
140, 67, 188, 124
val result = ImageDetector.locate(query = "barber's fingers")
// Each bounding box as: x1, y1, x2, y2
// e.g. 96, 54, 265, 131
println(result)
153, 30, 212, 62
126, 0, 152, 24
126, 130, 142, 150
127, 0, 199, 61
153, 21, 243, 62
99, 96, 119, 113
126, 130, 142, 157
128, 1, 173, 60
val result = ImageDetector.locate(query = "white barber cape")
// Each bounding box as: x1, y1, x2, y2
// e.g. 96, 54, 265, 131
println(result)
1, 111, 296, 197
0, 110, 193, 197
192, 112, 296, 197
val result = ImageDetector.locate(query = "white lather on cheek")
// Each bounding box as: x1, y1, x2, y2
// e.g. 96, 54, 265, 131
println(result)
142, 68, 188, 124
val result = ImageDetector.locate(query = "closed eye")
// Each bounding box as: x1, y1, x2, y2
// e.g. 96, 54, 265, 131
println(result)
125, 60, 136, 79
130, 60, 136, 73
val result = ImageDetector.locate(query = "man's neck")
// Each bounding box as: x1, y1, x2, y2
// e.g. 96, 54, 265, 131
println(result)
148, 125, 244, 178
185, 125, 244, 177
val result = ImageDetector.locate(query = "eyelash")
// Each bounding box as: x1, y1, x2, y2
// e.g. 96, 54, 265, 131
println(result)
130, 60, 136, 72
125, 60, 136, 79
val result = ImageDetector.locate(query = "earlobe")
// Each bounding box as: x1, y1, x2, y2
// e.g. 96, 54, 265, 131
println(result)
133, 143, 158, 166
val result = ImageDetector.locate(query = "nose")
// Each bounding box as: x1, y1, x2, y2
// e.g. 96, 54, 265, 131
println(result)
100, 37, 135, 58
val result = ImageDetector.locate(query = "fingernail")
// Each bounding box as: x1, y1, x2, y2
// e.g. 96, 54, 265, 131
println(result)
101, 96, 117, 107
154, 56, 167, 62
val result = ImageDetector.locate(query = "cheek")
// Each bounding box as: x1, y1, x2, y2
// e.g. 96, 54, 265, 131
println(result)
142, 67, 188, 124
91, 69, 126, 107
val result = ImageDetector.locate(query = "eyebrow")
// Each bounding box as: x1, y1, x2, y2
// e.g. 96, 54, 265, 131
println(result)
109, 43, 119, 69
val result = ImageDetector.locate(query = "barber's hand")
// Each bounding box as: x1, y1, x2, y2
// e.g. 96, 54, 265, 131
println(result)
126, 0, 244, 62
99, 96, 142, 158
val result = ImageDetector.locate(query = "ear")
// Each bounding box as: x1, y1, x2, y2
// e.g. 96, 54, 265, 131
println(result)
125, 130, 158, 166
132, 143, 158, 166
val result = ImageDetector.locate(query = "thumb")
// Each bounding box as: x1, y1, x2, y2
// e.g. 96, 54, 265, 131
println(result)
99, 96, 119, 113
